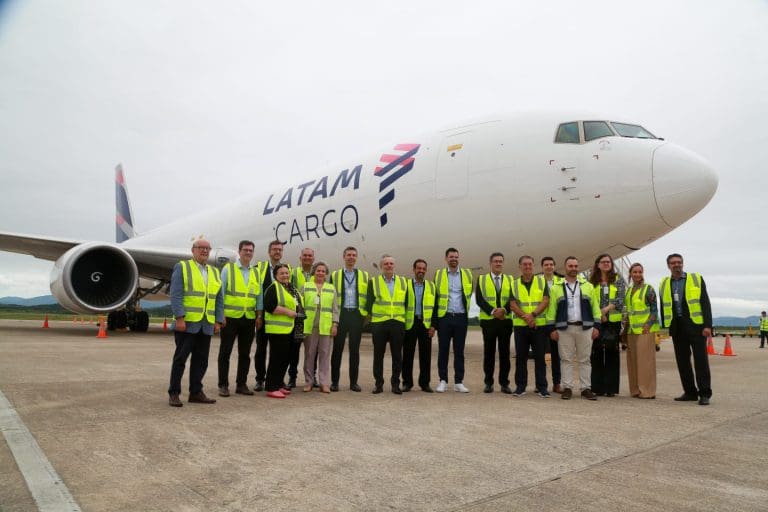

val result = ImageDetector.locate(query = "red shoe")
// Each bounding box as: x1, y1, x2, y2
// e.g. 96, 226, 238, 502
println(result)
280, 387, 292, 395
266, 390, 286, 399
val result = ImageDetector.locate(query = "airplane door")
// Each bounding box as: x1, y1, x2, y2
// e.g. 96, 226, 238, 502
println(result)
436, 132, 471, 199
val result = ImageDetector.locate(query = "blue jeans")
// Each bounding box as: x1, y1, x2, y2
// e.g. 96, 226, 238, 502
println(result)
437, 313, 468, 383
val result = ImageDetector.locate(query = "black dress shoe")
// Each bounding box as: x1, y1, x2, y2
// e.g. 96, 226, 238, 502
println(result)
330, 383, 339, 392
561, 388, 573, 400
235, 384, 254, 396
218, 386, 230, 397
698, 396, 710, 406
372, 386, 383, 394
500, 385, 513, 394
421, 386, 434, 393
288, 379, 296, 389
254, 381, 264, 392
483, 384, 493, 393
168, 394, 183, 407
350, 383, 362, 392
392, 387, 402, 395
674, 393, 698, 401
402, 385, 412, 392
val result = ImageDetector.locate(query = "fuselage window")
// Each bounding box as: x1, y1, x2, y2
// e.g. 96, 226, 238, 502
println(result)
555, 122, 580, 143
583, 121, 614, 142
611, 122, 657, 139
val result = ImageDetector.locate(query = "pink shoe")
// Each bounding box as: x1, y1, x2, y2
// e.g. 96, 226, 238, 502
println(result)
266, 390, 286, 399
280, 387, 292, 395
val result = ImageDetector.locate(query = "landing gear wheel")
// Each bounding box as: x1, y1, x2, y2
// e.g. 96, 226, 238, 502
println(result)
131, 311, 149, 332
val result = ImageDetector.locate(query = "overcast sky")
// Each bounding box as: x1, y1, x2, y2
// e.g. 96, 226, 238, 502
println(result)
0, 1, 766, 317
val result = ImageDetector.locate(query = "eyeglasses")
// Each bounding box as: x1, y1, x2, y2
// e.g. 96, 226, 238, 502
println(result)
193, 246, 211, 251
599, 260, 612, 265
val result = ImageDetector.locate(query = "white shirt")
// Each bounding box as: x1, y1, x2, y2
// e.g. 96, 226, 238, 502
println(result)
565, 280, 582, 322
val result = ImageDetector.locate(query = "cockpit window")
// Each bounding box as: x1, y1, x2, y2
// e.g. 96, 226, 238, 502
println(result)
555, 122, 580, 143
583, 121, 614, 142
611, 122, 657, 139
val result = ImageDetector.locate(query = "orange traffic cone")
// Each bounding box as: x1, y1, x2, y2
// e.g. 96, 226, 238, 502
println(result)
72, 315, 77, 323
721, 334, 736, 356
706, 336, 718, 355
96, 316, 108, 339
42, 314, 49, 329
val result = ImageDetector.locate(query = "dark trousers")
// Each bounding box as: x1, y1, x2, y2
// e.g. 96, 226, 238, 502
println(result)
437, 313, 468, 383
670, 317, 712, 398
402, 318, 432, 388
371, 320, 404, 389
514, 326, 548, 392
217, 316, 255, 387
549, 337, 561, 386
480, 319, 512, 386
254, 326, 268, 383
331, 309, 364, 386
265, 334, 292, 392
169, 330, 211, 395
287, 340, 301, 382
590, 321, 621, 394
761, 330, 767, 348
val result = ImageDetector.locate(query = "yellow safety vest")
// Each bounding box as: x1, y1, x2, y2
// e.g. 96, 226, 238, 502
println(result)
370, 275, 407, 324
434, 268, 473, 318
625, 284, 660, 334
406, 279, 436, 330
257, 261, 292, 291
659, 273, 703, 328
544, 275, 564, 326
477, 274, 512, 321
180, 259, 221, 323
223, 262, 259, 319
303, 282, 336, 335
512, 275, 547, 326
330, 268, 370, 316
760, 317, 768, 331
264, 282, 297, 334
291, 267, 314, 289
593, 275, 623, 323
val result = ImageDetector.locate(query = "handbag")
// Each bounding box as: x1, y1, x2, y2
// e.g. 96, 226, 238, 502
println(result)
595, 323, 620, 352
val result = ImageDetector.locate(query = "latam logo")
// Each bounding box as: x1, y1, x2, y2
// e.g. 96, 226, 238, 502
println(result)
374, 143, 421, 227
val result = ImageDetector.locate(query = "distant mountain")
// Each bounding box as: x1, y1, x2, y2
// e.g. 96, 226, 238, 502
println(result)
0, 295, 169, 309
0, 295, 57, 306
713, 316, 761, 327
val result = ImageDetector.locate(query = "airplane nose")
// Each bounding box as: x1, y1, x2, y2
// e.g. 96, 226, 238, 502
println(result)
652, 143, 718, 228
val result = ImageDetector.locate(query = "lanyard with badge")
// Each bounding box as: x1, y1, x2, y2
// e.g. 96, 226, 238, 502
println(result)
565, 282, 579, 313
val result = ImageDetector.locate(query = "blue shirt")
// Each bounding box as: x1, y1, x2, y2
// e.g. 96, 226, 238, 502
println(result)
343, 269, 358, 309
446, 269, 466, 314
413, 281, 424, 317
169, 261, 224, 335
671, 273, 687, 318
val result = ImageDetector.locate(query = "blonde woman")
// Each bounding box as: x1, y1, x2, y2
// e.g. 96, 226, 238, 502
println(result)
624, 263, 659, 399
302, 262, 339, 393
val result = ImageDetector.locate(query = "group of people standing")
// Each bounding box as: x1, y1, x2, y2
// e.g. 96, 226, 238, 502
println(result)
167, 240, 714, 408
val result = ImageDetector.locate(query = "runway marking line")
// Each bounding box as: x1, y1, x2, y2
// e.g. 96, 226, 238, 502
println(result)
0, 390, 81, 511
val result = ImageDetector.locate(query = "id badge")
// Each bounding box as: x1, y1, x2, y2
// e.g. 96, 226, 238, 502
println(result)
673, 292, 680, 303
602, 285, 609, 295
315, 295, 320, 305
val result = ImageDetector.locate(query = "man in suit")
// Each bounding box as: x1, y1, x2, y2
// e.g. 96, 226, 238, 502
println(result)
217, 240, 259, 397
402, 259, 436, 392
366, 254, 408, 394
434, 247, 473, 393
253, 240, 288, 391
168, 239, 224, 407
659, 253, 713, 406
330, 246, 370, 392
475, 252, 513, 394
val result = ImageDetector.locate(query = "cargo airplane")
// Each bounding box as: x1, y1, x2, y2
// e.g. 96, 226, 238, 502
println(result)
0, 111, 718, 331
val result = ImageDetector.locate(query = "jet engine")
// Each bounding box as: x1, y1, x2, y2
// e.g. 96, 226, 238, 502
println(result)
49, 242, 139, 314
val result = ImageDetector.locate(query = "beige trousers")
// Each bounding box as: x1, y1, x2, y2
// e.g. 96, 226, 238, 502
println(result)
557, 325, 592, 391
626, 332, 657, 398
304, 330, 332, 387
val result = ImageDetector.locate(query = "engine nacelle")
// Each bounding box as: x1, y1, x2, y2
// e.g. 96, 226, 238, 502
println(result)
50, 242, 139, 314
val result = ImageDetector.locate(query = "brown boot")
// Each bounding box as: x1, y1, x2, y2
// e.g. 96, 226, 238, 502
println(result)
169, 394, 183, 407
552, 384, 564, 394
188, 392, 216, 404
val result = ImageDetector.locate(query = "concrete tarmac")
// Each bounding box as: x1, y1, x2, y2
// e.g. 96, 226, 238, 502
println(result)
0, 319, 766, 511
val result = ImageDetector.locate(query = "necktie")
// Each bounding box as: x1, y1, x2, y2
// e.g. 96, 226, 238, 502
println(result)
494, 276, 501, 307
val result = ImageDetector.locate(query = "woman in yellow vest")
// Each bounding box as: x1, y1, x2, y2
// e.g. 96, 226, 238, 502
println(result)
263, 264, 304, 399
302, 261, 339, 393
588, 254, 626, 397
624, 263, 659, 399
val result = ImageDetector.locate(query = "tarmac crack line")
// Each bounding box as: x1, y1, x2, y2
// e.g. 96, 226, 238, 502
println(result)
0, 389, 82, 512
453, 408, 768, 511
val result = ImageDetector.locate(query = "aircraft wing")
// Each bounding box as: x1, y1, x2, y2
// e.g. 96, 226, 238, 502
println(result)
0, 231, 194, 281
0, 231, 81, 261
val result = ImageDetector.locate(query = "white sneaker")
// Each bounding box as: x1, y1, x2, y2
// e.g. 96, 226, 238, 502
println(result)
436, 380, 448, 393
454, 383, 470, 393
